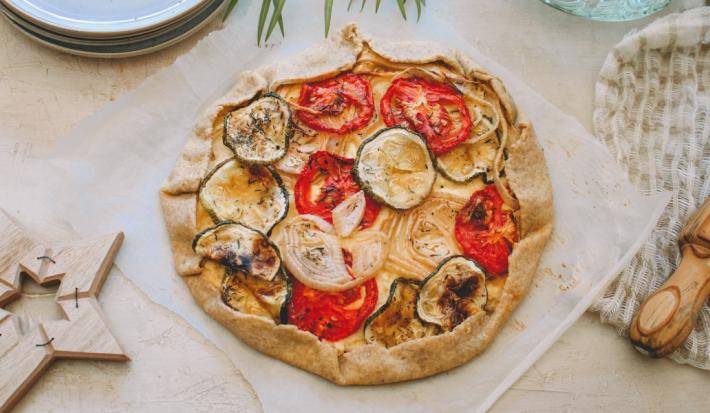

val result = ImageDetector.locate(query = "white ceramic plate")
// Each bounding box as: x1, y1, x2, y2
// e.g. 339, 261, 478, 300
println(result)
0, 0, 224, 58
0, 0, 209, 38
0, 0, 219, 46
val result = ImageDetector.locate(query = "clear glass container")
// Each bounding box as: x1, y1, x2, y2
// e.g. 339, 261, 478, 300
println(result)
541, 0, 672, 21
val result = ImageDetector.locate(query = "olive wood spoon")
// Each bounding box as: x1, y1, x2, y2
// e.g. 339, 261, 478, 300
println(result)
629, 196, 710, 358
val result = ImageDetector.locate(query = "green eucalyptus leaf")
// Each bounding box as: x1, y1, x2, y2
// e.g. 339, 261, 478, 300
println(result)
265, 0, 286, 41
396, 0, 407, 20
324, 0, 333, 37
257, 0, 271, 45
222, 0, 240, 22
273, 0, 285, 36
222, 0, 424, 44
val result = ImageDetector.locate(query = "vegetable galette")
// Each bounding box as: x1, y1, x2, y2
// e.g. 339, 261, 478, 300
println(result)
161, 25, 553, 385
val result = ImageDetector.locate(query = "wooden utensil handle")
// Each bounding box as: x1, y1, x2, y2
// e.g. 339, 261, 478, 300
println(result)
629, 247, 710, 357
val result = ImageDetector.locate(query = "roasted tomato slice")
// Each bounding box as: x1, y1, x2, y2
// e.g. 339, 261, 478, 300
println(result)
380, 77, 472, 155
454, 185, 519, 276
287, 277, 378, 341
296, 73, 375, 134
295, 151, 380, 228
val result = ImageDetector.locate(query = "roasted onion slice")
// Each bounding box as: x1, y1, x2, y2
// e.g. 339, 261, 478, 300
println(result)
417, 256, 488, 331
281, 215, 348, 290
275, 128, 326, 175
279, 214, 383, 291
341, 228, 388, 279
384, 196, 463, 280
332, 190, 366, 237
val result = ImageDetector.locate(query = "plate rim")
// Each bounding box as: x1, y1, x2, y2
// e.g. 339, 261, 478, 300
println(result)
0, 0, 211, 38
0, 0, 219, 46
2, 0, 225, 58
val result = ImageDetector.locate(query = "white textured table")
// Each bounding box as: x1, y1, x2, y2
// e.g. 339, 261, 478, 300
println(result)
1, 0, 708, 411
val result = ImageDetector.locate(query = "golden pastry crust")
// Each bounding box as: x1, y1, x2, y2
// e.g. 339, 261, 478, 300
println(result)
160, 24, 553, 384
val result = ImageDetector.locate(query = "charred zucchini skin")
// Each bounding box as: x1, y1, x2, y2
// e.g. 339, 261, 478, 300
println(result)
436, 156, 489, 184
435, 134, 501, 184
353, 126, 438, 211
436, 166, 486, 184
363, 277, 438, 344
222, 92, 294, 165
420, 255, 488, 286
278, 272, 292, 325
364, 277, 423, 328
191, 219, 237, 252
221, 267, 292, 325
417, 255, 489, 329
197, 157, 289, 235
262, 164, 289, 235
191, 219, 284, 269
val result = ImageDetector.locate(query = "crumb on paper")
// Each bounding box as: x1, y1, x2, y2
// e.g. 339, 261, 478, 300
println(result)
542, 267, 579, 292
511, 319, 526, 331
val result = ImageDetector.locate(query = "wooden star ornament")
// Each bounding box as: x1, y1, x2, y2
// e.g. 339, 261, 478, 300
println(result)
0, 210, 128, 412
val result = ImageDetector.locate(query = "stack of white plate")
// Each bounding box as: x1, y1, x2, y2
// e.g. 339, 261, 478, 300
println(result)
0, 0, 226, 58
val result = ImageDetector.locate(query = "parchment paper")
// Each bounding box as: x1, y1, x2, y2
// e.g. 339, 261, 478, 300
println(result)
0, 2, 669, 412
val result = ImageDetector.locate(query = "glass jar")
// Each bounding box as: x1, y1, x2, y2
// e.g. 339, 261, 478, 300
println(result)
541, 0, 672, 21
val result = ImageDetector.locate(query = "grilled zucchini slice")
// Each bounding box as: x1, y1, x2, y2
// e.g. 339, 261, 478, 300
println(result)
417, 256, 488, 331
354, 127, 436, 210
364, 278, 440, 348
198, 157, 288, 234
221, 268, 291, 324
223, 93, 293, 165
193, 221, 281, 281
436, 136, 498, 183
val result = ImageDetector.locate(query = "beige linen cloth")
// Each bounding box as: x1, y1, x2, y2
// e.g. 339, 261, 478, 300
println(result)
592, 6, 710, 369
